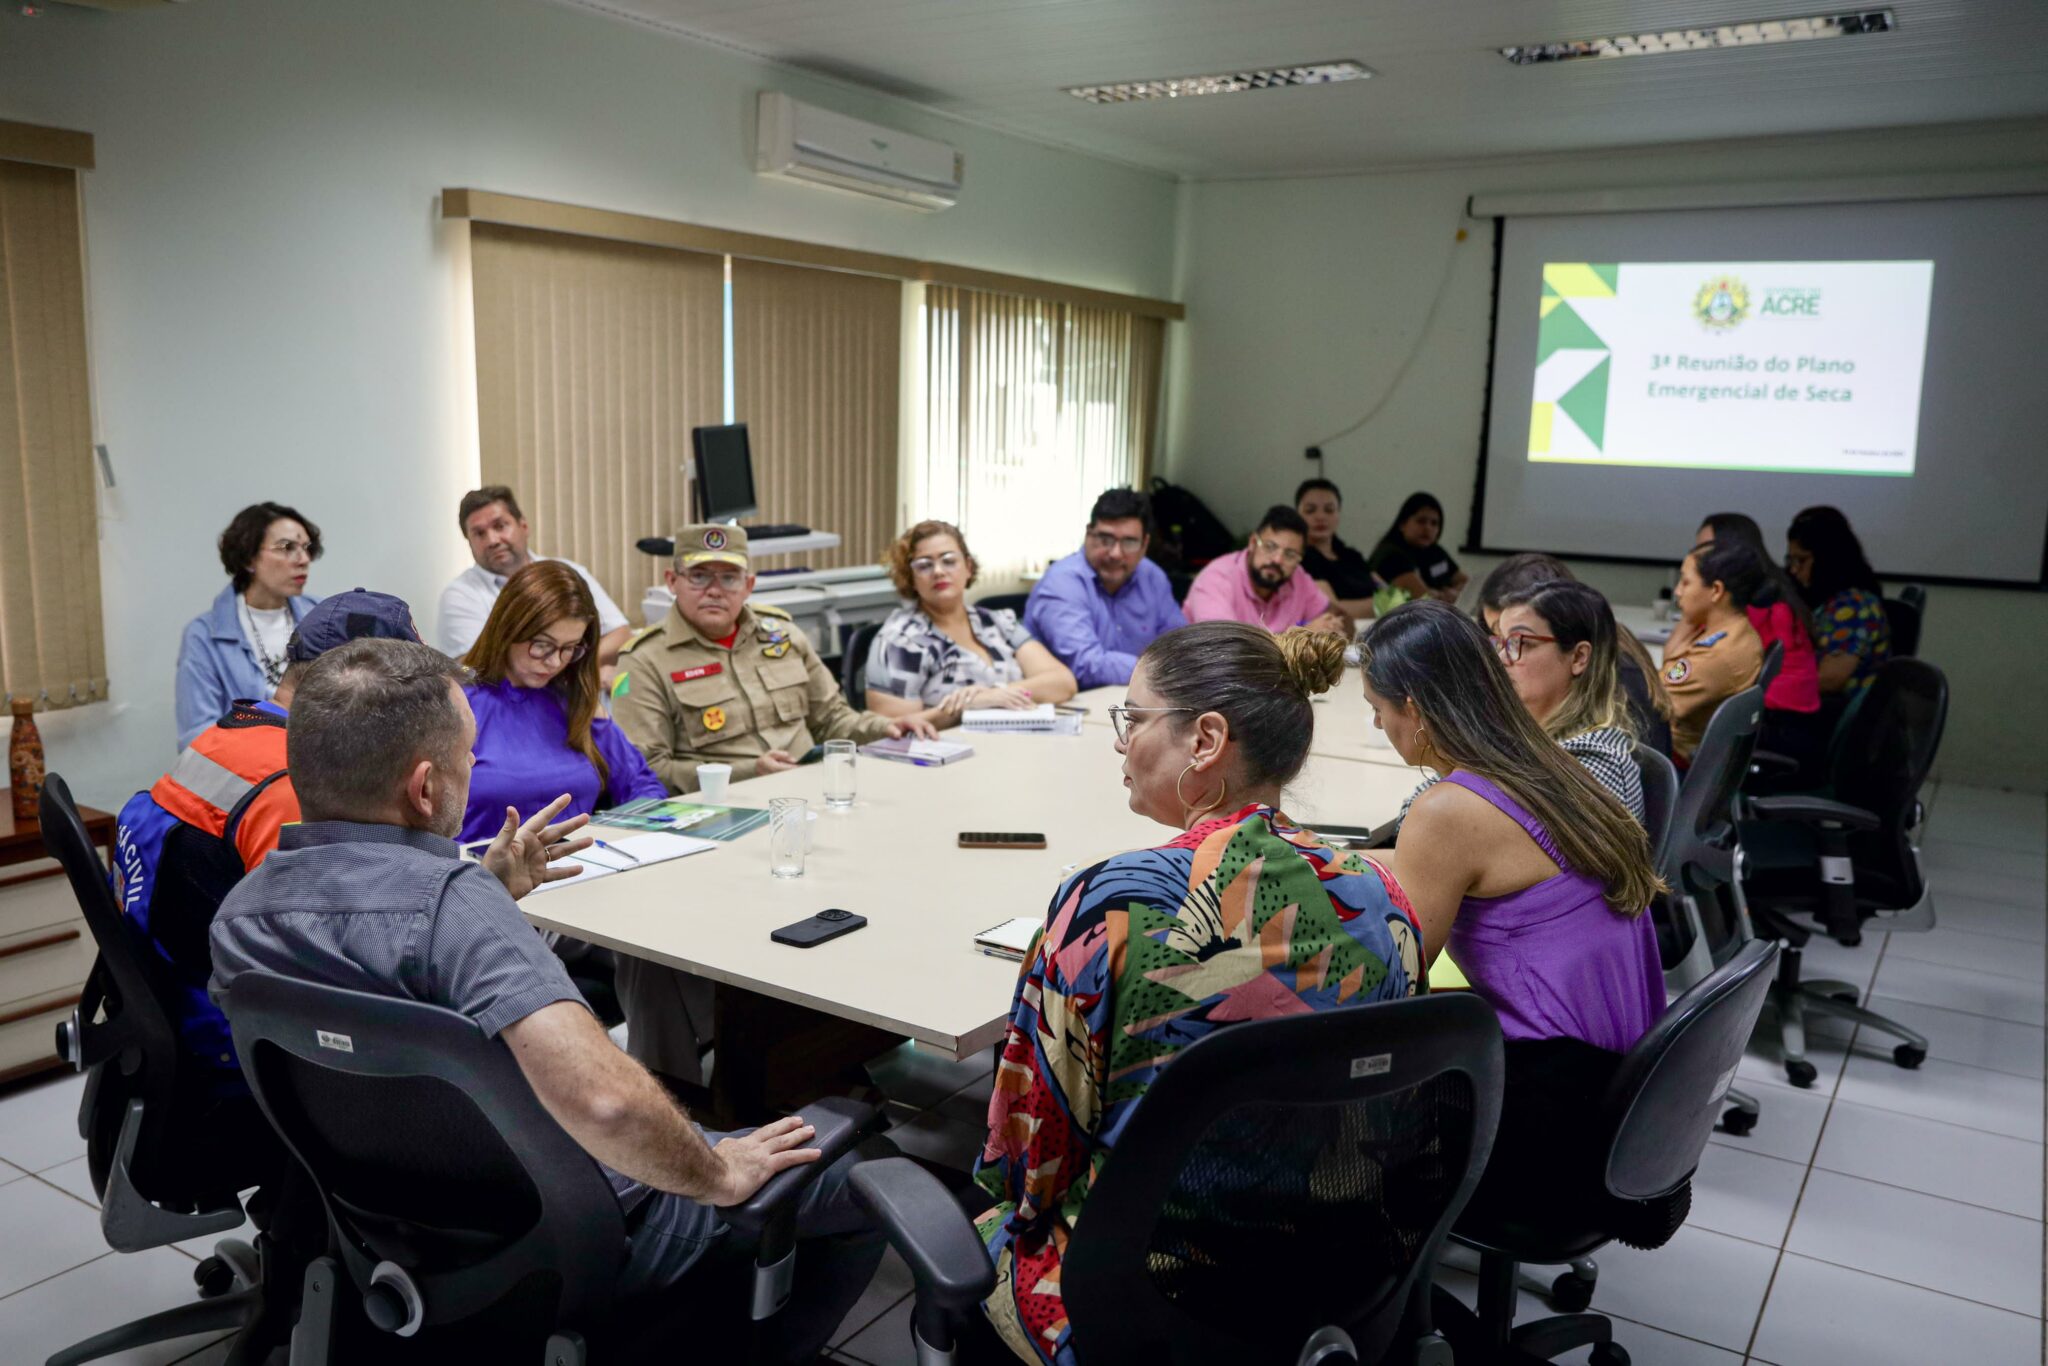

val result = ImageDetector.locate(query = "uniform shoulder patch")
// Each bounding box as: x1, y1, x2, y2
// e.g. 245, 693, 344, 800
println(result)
610, 672, 631, 700
1664, 659, 1691, 684
618, 624, 664, 655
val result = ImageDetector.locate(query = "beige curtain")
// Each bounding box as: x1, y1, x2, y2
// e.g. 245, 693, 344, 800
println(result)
0, 160, 105, 712
731, 260, 901, 572
469, 223, 724, 615
916, 285, 1164, 584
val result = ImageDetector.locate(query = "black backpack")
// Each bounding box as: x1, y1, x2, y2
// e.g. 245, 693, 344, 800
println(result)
1146, 477, 1237, 571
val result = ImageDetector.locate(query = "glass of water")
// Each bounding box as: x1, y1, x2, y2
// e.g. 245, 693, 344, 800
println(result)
769, 797, 808, 878
822, 739, 857, 809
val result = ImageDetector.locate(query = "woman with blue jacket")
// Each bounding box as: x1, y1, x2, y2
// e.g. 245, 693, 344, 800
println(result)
174, 502, 322, 748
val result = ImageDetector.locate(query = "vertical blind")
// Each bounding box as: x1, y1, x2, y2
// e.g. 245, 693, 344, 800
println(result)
917, 285, 1164, 584
0, 160, 105, 711
469, 223, 724, 616
731, 259, 901, 572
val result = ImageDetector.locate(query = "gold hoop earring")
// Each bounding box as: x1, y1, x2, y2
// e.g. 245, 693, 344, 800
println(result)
1176, 761, 1229, 821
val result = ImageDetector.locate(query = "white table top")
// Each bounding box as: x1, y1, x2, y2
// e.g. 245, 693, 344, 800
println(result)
522, 729, 1420, 1060
1072, 669, 1419, 770
1610, 602, 1676, 647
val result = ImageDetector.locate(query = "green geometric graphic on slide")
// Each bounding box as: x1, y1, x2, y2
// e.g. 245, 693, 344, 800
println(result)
1531, 263, 1617, 458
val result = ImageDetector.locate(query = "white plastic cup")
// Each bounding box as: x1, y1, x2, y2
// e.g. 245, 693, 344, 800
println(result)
697, 763, 732, 803
822, 740, 857, 809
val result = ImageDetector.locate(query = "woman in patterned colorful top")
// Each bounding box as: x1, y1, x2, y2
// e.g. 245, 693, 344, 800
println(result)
1786, 505, 1891, 696
864, 519, 1077, 721
972, 622, 1419, 1366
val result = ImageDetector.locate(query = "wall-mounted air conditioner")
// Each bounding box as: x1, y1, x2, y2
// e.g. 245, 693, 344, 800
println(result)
755, 91, 962, 212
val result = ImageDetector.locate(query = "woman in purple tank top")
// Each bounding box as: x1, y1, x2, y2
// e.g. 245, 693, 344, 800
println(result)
1356, 601, 1666, 1222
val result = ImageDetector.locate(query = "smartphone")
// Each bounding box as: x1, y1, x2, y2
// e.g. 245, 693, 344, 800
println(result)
770, 908, 868, 947
1316, 819, 1400, 850
958, 832, 1048, 850
796, 744, 826, 765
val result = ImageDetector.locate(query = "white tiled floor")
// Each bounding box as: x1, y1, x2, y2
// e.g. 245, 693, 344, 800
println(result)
0, 784, 2041, 1366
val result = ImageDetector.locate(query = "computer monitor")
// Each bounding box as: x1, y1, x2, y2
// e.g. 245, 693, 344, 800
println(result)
691, 423, 757, 522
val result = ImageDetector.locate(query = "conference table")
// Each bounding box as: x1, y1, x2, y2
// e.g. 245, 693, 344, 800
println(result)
522, 721, 1422, 1121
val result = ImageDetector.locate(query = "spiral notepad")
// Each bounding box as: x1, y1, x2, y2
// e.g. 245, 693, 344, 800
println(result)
962, 703, 1059, 732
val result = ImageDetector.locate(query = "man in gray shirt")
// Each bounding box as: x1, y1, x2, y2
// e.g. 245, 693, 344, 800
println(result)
210, 638, 881, 1355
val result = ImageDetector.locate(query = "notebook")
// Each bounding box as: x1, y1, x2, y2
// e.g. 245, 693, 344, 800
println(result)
974, 916, 1043, 961
862, 736, 975, 766
592, 798, 770, 841
963, 703, 1059, 732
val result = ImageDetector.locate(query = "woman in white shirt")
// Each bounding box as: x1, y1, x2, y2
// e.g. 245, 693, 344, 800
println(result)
173, 502, 322, 748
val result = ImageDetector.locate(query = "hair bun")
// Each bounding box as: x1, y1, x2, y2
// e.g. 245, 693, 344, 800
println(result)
1276, 627, 1348, 698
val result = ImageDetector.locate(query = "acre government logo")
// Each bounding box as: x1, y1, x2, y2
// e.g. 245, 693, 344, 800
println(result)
1692, 276, 1750, 331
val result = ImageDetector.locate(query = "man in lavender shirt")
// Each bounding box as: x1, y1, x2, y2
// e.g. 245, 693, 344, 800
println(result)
1023, 488, 1187, 688
1184, 505, 1352, 634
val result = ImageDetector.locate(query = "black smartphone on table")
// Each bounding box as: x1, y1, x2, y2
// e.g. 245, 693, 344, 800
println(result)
770, 908, 868, 947
958, 832, 1048, 850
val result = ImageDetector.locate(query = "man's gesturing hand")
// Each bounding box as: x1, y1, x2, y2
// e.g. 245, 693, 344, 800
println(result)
706, 1115, 822, 1206
482, 793, 594, 900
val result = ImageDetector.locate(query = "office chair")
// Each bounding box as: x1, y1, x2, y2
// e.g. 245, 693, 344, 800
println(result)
973, 591, 1032, 617
1742, 659, 1948, 1088
1881, 596, 1922, 658
851, 994, 1504, 1365
225, 970, 879, 1364
38, 774, 292, 1366
840, 621, 882, 707
1644, 685, 1768, 1135
1632, 744, 1679, 872
1440, 941, 1778, 1366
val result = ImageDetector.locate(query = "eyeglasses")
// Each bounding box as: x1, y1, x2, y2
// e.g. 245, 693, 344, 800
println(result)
679, 568, 745, 593
908, 551, 964, 578
263, 539, 317, 561
524, 636, 589, 665
1489, 632, 1558, 665
1254, 537, 1304, 566
1087, 531, 1145, 555
1107, 703, 1195, 744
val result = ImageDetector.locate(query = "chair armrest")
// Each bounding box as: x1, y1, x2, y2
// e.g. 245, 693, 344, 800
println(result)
1746, 795, 1881, 831
848, 1157, 996, 1311
723, 1095, 880, 1236
1748, 749, 1799, 779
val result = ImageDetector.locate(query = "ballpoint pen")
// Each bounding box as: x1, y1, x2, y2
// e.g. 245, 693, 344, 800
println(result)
591, 838, 641, 864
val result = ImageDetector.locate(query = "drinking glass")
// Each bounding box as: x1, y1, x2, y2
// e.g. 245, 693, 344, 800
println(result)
822, 739, 857, 809
769, 797, 808, 878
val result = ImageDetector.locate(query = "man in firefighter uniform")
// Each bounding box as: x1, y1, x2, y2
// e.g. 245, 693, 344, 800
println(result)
608, 523, 938, 1081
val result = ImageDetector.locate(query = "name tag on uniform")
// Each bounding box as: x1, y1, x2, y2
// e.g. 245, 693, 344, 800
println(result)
672, 663, 724, 683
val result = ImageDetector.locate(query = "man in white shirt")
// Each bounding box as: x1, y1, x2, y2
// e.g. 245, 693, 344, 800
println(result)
437, 485, 632, 666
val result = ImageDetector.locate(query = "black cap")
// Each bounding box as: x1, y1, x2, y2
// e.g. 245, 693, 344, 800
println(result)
285, 589, 423, 663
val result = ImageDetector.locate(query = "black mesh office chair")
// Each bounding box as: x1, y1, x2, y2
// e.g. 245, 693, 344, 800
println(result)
225, 970, 879, 1364
1881, 597, 1922, 658
1645, 684, 1768, 1136
851, 994, 1504, 1365
1439, 941, 1778, 1366
974, 591, 1031, 617
38, 774, 293, 1366
840, 621, 882, 706
1742, 659, 1948, 1088
1632, 744, 1679, 872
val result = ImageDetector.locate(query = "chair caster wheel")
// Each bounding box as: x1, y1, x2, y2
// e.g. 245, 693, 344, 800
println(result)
1831, 990, 1858, 1005
193, 1254, 235, 1299
1719, 1108, 1757, 1136
1894, 1043, 1927, 1069
1784, 1058, 1818, 1089
1549, 1268, 1595, 1312
1589, 1344, 1630, 1366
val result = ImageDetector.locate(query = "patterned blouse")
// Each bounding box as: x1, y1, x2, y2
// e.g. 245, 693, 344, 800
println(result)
1815, 587, 1890, 693
971, 805, 1421, 1365
865, 604, 1034, 705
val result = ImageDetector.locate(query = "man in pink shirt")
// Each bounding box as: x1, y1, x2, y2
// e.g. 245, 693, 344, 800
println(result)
1184, 506, 1352, 634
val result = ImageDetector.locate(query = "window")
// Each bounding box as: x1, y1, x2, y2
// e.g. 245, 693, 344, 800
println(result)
911, 284, 1163, 583
0, 126, 107, 713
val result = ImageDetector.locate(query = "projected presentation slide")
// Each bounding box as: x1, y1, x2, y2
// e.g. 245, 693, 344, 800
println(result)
1529, 260, 1934, 476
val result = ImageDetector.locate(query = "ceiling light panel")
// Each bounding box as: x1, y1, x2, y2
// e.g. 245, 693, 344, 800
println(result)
1500, 10, 1895, 65
1065, 60, 1372, 104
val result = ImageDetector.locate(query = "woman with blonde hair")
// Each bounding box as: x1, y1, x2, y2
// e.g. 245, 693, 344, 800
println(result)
972, 622, 1418, 1364
864, 519, 1076, 719
458, 560, 664, 845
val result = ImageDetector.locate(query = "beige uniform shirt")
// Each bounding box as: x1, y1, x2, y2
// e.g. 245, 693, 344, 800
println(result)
1660, 616, 1764, 763
611, 602, 895, 794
